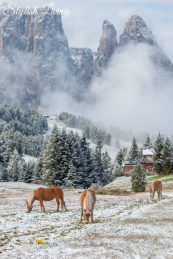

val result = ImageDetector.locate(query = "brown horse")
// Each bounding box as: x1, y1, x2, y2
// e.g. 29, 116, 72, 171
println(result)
149, 180, 162, 200
26, 186, 67, 213
80, 189, 96, 223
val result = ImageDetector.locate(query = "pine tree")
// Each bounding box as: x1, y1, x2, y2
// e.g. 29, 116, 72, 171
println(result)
24, 162, 34, 183
65, 139, 84, 188
128, 137, 139, 161
162, 137, 173, 175
33, 154, 43, 183
42, 125, 59, 185
113, 161, 123, 178
93, 141, 104, 185
0, 164, 8, 181
54, 129, 69, 185
102, 151, 113, 184
7, 149, 20, 181
131, 163, 146, 192
143, 135, 152, 149
153, 133, 164, 175
116, 149, 124, 166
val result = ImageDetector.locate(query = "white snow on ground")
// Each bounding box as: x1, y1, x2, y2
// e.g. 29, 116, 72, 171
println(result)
22, 155, 37, 163
1, 182, 173, 258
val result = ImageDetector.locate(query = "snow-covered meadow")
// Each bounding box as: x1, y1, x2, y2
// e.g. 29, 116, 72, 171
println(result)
1, 181, 173, 258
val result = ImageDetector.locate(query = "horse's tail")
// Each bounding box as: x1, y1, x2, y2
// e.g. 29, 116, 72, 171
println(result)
26, 191, 35, 213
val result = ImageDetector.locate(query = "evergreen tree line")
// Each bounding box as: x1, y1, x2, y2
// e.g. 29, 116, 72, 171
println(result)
0, 105, 48, 176
114, 134, 173, 177
0, 126, 113, 188
0, 105, 48, 136
59, 112, 111, 145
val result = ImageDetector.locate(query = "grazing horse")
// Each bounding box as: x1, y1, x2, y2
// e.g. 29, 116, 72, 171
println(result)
149, 180, 162, 200
26, 186, 67, 213
80, 189, 96, 223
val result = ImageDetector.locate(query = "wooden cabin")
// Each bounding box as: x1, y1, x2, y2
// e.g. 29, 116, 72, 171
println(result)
123, 149, 155, 175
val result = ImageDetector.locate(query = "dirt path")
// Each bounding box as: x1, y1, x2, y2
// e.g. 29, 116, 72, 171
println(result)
0, 183, 173, 259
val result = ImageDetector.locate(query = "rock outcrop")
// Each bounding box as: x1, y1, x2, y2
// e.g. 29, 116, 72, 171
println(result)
95, 20, 118, 75
0, 7, 75, 110
70, 48, 94, 94
0, 8, 172, 111
119, 15, 156, 46
119, 15, 173, 71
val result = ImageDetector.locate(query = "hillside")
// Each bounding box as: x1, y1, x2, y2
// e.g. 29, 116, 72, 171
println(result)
46, 114, 119, 160
0, 181, 173, 258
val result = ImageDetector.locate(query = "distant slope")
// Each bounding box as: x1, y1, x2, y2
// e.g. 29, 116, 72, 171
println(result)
46, 114, 118, 160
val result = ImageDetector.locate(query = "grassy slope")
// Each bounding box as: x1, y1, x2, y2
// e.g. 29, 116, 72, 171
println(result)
101, 174, 173, 195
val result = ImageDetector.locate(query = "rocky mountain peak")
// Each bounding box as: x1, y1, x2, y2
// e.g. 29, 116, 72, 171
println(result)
95, 20, 118, 75
119, 15, 156, 46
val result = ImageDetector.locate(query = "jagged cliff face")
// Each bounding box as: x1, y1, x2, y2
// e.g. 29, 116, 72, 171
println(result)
95, 20, 118, 75
70, 48, 94, 96
119, 15, 156, 46
0, 7, 75, 110
119, 15, 173, 71
0, 10, 172, 111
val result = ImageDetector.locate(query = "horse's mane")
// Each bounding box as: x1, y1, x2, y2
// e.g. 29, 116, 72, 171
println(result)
27, 192, 35, 207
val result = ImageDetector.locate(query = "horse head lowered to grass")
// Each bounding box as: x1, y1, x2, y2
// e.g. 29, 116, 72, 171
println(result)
149, 180, 162, 200
80, 189, 96, 223
26, 186, 67, 213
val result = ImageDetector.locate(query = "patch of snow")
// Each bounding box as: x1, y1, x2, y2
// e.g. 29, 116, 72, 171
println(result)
22, 155, 37, 163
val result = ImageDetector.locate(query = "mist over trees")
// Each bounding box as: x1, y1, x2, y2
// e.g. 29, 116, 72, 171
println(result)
59, 112, 111, 145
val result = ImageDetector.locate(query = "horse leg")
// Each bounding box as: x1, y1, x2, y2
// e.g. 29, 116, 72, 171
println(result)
63, 200, 67, 211
158, 190, 162, 200
56, 197, 60, 211
39, 200, 45, 213
89, 211, 93, 224
80, 206, 83, 222
160, 186, 162, 199
150, 191, 152, 199
60, 199, 64, 211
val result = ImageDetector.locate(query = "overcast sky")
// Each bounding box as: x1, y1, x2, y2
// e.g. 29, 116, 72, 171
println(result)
0, 0, 173, 60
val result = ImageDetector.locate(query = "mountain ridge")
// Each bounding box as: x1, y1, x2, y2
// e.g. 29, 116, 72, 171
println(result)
0, 7, 172, 110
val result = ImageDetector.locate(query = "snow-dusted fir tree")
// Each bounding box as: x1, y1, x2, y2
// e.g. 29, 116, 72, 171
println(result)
79, 135, 94, 188
102, 151, 113, 184
24, 162, 35, 183
128, 137, 139, 161
7, 149, 21, 181
131, 163, 146, 192
116, 149, 124, 166
113, 161, 123, 178
42, 125, 59, 185
153, 133, 164, 175
33, 154, 43, 183
0, 164, 8, 181
93, 141, 104, 185
65, 138, 84, 188
143, 135, 152, 149
162, 137, 173, 175
54, 129, 69, 185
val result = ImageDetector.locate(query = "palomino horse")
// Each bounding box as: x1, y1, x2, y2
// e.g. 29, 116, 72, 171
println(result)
26, 186, 67, 213
80, 189, 96, 223
149, 180, 162, 199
